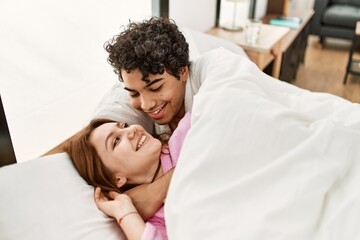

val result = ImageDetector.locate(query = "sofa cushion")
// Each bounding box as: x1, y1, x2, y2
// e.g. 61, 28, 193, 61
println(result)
323, 5, 360, 28
332, 0, 360, 8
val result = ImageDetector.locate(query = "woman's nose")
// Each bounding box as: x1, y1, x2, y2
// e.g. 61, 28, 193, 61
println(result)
126, 125, 137, 139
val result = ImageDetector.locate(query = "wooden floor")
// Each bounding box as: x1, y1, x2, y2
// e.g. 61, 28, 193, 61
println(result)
293, 36, 360, 103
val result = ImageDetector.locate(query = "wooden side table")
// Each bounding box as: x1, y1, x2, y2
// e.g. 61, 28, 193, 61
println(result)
263, 9, 314, 82
207, 24, 290, 78
208, 9, 314, 81
344, 21, 360, 84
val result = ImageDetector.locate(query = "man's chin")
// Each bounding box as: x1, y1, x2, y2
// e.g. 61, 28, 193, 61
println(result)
153, 116, 171, 126
154, 119, 168, 125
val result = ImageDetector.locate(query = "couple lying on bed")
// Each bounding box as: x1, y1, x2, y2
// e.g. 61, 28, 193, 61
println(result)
65, 17, 199, 240
65, 16, 256, 239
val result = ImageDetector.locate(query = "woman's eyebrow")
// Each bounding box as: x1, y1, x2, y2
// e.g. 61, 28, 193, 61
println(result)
105, 131, 114, 151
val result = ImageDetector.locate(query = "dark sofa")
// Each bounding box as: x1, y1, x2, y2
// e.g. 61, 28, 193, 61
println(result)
311, 0, 360, 42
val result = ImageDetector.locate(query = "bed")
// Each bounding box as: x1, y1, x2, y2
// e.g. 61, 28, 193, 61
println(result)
1, 8, 360, 240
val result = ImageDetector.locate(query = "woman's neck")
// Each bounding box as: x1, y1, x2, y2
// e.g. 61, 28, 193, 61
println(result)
151, 160, 163, 183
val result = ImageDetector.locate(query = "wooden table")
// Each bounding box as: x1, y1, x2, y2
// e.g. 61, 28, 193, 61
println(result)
207, 24, 289, 78
207, 9, 314, 80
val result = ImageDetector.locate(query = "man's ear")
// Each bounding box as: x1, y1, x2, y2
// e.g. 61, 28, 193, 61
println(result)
116, 177, 127, 188
180, 66, 189, 82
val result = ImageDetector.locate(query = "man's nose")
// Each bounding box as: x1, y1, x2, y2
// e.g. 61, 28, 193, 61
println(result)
140, 94, 156, 111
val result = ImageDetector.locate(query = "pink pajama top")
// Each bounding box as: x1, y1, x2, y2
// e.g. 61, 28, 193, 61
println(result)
141, 112, 191, 240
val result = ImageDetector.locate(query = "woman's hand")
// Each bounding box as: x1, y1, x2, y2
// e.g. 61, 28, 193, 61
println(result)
94, 187, 137, 221
94, 187, 146, 240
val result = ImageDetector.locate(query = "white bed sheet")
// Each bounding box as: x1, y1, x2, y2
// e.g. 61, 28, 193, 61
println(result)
165, 48, 360, 240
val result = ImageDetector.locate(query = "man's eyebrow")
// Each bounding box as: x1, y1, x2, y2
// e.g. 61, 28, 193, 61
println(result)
123, 78, 163, 92
124, 87, 136, 92
145, 78, 163, 88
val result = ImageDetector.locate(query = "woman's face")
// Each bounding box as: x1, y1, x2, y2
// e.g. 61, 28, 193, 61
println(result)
121, 67, 188, 129
89, 122, 162, 185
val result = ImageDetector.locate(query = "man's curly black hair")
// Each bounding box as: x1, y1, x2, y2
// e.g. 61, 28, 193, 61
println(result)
105, 17, 190, 81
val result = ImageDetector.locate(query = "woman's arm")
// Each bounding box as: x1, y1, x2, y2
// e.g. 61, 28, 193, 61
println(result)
125, 168, 174, 220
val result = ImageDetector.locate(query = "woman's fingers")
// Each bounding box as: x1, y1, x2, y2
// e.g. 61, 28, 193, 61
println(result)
108, 190, 120, 200
94, 187, 108, 202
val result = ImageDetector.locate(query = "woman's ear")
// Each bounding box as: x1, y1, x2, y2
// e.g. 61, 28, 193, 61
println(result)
116, 177, 127, 188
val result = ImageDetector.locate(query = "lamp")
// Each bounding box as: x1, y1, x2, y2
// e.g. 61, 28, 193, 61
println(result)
222, 0, 249, 31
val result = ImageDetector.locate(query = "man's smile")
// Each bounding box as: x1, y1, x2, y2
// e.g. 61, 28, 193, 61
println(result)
147, 103, 167, 119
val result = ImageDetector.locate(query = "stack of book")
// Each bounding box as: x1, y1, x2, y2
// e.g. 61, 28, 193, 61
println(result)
269, 16, 302, 29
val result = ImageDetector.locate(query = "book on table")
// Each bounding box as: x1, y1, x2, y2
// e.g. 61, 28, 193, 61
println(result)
269, 16, 302, 29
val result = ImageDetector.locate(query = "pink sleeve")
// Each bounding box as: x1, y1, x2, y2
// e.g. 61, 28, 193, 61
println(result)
141, 222, 167, 240
168, 112, 191, 165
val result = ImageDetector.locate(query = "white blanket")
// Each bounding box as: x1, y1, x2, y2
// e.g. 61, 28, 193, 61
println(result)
165, 48, 360, 240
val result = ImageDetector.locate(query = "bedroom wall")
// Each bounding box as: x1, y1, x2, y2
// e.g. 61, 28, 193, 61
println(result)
173, 0, 270, 31
0, 0, 152, 162
288, 0, 315, 10
169, 0, 217, 32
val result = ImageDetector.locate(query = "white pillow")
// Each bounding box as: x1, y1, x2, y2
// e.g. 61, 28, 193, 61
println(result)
0, 153, 125, 240
92, 81, 155, 134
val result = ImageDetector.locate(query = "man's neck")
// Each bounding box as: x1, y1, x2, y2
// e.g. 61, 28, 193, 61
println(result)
169, 103, 185, 131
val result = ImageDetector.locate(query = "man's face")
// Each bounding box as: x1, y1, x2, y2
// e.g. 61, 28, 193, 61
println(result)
122, 67, 188, 129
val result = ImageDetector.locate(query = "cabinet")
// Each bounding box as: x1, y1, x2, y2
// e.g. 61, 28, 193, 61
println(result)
263, 9, 314, 82
344, 22, 360, 84
279, 16, 311, 82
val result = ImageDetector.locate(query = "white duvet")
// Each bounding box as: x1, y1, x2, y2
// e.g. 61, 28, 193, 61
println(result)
165, 48, 360, 240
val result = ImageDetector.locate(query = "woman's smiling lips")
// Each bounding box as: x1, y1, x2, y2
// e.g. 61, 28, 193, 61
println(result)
136, 134, 147, 151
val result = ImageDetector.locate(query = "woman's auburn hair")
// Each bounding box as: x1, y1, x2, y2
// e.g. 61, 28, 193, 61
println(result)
65, 118, 122, 194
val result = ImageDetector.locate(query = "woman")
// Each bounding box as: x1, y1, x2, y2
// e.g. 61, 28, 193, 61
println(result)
65, 112, 191, 240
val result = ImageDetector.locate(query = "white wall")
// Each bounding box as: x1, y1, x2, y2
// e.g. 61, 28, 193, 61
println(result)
0, 0, 152, 162
215, 0, 269, 30
254, 0, 268, 19
288, 0, 315, 10
169, 0, 217, 32
218, 0, 251, 29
